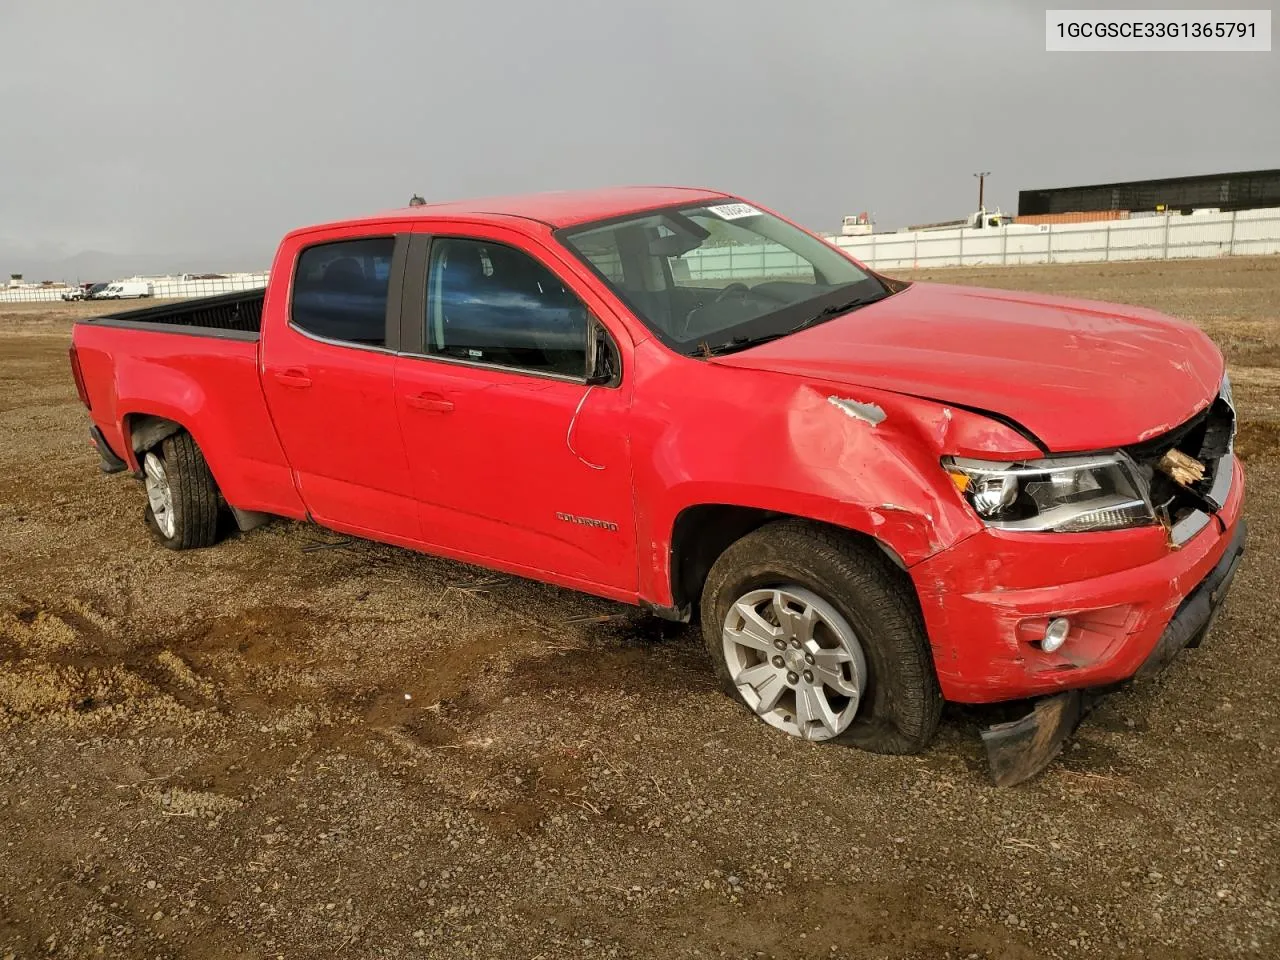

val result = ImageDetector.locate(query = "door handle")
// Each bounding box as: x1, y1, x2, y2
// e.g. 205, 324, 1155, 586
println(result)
405, 392, 454, 413
274, 368, 312, 389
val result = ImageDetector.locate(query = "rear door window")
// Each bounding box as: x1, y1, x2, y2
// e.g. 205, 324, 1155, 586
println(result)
292, 237, 396, 347
423, 237, 588, 378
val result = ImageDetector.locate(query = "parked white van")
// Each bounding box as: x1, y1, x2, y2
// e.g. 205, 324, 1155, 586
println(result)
102, 280, 153, 300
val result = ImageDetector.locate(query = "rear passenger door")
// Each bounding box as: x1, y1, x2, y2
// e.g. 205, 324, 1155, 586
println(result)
393, 224, 637, 596
261, 228, 421, 541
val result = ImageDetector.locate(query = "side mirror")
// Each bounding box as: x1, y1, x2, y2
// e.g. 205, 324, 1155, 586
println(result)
585, 318, 619, 386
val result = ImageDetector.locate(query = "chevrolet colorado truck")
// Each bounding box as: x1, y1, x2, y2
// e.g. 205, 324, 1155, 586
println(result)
69, 187, 1246, 783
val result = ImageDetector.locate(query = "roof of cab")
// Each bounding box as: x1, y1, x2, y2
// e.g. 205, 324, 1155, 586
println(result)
301, 186, 732, 235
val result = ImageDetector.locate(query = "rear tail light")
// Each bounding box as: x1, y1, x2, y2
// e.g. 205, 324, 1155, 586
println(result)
68, 345, 91, 410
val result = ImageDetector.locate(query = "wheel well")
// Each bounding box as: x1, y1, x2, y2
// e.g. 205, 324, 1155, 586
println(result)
669, 506, 908, 615
670, 506, 911, 611
124, 414, 184, 456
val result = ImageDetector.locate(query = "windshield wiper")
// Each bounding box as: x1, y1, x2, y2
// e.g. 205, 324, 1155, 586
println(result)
790, 293, 887, 332
698, 330, 790, 356
699, 292, 887, 357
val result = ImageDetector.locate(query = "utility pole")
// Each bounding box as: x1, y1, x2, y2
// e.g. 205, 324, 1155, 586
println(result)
973, 171, 990, 213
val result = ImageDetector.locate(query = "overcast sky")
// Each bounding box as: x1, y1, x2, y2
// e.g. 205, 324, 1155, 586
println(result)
1, 0, 1276, 276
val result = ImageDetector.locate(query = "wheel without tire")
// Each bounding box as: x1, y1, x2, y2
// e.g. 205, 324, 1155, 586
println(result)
142, 432, 220, 550
700, 519, 942, 754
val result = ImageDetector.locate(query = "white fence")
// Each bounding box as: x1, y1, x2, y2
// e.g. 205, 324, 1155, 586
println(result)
653, 207, 1280, 283
0, 272, 269, 304
828, 206, 1280, 270
671, 246, 814, 281
148, 273, 268, 299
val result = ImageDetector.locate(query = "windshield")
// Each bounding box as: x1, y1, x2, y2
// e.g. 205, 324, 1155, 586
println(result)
557, 200, 890, 355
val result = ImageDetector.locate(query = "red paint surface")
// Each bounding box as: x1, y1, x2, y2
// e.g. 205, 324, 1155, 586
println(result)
72, 187, 1241, 706
715, 282, 1224, 452
914, 457, 1244, 702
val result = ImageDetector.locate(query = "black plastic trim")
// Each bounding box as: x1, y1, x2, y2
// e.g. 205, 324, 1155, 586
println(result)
383, 233, 410, 353
400, 234, 432, 354
77, 289, 264, 337
641, 600, 691, 623
89, 426, 128, 474
1138, 517, 1246, 677
79, 318, 260, 342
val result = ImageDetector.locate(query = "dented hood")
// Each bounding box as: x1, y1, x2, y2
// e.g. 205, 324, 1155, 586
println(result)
713, 282, 1224, 452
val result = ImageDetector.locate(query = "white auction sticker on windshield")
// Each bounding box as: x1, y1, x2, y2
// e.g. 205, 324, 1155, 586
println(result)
706, 203, 761, 220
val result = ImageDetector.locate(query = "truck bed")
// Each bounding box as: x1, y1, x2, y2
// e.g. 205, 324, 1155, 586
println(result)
72, 291, 308, 521
81, 289, 265, 340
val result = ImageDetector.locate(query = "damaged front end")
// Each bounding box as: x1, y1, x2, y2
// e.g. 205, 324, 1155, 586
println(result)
1124, 383, 1237, 547
980, 515, 1246, 786
943, 375, 1236, 544
972, 377, 1243, 786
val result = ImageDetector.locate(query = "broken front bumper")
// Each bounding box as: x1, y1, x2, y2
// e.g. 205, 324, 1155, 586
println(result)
981, 517, 1246, 785
913, 456, 1245, 704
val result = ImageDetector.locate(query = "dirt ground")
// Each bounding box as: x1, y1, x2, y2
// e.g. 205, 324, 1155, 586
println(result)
2, 258, 1278, 959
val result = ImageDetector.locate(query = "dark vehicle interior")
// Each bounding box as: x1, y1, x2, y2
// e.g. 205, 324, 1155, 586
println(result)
291, 240, 396, 347
427, 238, 588, 378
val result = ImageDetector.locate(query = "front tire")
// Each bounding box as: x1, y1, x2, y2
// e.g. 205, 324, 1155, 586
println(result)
700, 520, 942, 754
142, 432, 220, 550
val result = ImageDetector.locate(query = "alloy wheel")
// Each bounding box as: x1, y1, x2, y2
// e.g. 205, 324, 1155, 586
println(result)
721, 585, 867, 741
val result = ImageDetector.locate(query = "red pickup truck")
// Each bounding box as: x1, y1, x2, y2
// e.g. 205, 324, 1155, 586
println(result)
69, 186, 1245, 783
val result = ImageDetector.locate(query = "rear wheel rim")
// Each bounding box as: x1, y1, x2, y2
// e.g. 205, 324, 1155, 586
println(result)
144, 453, 176, 539
721, 585, 867, 741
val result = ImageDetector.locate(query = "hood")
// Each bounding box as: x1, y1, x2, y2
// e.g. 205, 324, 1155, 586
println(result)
712, 282, 1223, 452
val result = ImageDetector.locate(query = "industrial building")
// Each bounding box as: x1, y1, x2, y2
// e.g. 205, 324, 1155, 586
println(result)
1018, 168, 1280, 222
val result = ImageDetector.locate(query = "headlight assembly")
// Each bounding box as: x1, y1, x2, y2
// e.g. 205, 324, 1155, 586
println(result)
944, 453, 1155, 533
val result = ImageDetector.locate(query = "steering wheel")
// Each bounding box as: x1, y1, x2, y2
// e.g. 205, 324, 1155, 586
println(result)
680, 282, 754, 340
715, 282, 751, 303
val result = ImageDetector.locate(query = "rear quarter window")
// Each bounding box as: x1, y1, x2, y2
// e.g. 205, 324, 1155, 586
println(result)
291, 237, 396, 347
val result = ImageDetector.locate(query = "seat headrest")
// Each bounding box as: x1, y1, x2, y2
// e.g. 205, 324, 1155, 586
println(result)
442, 245, 487, 286
322, 257, 365, 286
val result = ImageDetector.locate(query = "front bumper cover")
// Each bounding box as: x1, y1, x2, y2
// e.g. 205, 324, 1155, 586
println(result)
981, 517, 1247, 786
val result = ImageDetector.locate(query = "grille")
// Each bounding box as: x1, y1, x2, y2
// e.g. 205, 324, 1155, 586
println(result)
1123, 390, 1235, 524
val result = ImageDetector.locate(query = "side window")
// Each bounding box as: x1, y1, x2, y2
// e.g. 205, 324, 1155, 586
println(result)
425, 237, 588, 378
291, 237, 396, 347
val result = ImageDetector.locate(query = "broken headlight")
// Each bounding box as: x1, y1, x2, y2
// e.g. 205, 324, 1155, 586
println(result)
944, 453, 1155, 533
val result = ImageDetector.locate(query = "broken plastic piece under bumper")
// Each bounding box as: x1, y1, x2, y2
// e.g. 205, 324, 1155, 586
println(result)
981, 517, 1247, 786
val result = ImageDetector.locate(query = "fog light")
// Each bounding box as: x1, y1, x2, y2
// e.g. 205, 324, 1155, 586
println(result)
1042, 617, 1070, 653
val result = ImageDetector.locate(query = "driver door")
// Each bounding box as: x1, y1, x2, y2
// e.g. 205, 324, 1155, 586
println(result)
392, 224, 638, 597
